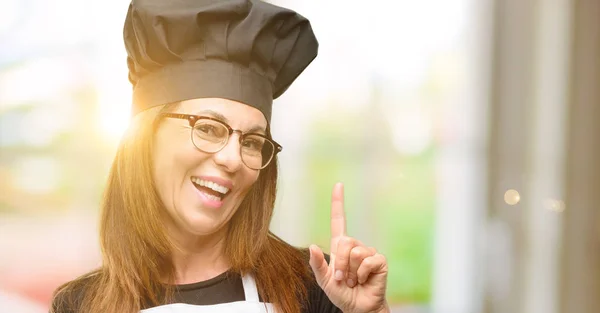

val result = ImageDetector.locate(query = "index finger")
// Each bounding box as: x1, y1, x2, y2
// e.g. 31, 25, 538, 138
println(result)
330, 182, 346, 239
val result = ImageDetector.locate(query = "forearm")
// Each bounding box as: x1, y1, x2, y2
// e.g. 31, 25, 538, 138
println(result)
343, 300, 391, 313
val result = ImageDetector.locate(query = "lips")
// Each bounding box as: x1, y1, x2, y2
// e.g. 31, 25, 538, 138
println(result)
190, 176, 231, 201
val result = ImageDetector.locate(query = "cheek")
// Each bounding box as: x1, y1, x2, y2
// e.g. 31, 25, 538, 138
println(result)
152, 131, 190, 196
154, 126, 195, 170
236, 171, 260, 198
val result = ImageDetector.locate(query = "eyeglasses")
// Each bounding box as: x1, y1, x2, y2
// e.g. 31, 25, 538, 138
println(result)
160, 113, 282, 170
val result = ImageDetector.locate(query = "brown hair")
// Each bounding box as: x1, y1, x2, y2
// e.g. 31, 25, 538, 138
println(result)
51, 103, 312, 313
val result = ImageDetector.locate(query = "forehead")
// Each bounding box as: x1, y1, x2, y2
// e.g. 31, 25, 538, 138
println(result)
177, 98, 268, 129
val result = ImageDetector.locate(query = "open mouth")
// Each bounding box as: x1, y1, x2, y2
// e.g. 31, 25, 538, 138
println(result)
191, 177, 231, 202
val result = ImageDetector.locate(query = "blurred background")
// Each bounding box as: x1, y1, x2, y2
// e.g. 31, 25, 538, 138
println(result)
1, 0, 598, 312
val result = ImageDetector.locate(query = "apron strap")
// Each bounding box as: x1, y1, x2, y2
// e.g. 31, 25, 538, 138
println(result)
241, 274, 260, 302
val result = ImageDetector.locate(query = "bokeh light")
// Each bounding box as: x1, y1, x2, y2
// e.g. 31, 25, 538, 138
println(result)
504, 189, 521, 205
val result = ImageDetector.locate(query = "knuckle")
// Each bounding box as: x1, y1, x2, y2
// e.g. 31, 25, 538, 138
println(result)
339, 236, 354, 247
366, 254, 382, 267
350, 247, 363, 260
377, 253, 387, 263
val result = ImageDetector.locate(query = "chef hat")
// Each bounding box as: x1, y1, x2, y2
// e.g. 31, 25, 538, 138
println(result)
123, 0, 319, 121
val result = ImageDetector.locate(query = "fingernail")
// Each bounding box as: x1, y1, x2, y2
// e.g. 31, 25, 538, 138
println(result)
334, 270, 344, 281
347, 279, 355, 287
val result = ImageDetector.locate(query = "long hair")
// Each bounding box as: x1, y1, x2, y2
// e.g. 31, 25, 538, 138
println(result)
51, 104, 312, 313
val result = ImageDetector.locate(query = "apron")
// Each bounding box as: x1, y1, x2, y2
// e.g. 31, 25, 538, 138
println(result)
140, 274, 276, 313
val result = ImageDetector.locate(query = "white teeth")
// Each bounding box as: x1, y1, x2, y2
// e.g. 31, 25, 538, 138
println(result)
191, 177, 230, 195
202, 192, 221, 201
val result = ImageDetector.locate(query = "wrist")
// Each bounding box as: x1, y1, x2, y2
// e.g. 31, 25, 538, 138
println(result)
375, 301, 391, 313
344, 301, 390, 313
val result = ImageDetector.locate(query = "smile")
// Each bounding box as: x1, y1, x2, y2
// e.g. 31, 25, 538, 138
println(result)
191, 177, 231, 202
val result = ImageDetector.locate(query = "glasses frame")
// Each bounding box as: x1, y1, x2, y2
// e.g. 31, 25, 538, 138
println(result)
160, 113, 282, 170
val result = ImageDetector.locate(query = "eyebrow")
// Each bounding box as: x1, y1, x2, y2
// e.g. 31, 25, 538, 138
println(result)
196, 109, 267, 134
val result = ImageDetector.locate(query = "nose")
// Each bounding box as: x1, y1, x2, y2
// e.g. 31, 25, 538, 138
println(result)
212, 132, 244, 172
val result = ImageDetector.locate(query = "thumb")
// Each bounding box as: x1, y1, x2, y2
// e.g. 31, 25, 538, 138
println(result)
309, 244, 329, 287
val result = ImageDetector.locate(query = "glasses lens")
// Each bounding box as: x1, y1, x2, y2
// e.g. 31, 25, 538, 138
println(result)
241, 134, 275, 169
192, 119, 229, 152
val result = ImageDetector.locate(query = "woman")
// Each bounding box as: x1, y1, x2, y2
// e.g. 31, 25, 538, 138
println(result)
51, 1, 389, 313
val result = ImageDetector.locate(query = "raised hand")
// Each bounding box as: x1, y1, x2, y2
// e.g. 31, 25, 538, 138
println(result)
309, 183, 389, 313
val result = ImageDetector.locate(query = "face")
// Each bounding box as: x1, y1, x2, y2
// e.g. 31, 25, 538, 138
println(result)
152, 98, 267, 240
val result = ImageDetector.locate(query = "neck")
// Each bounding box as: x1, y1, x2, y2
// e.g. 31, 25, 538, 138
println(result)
168, 225, 230, 285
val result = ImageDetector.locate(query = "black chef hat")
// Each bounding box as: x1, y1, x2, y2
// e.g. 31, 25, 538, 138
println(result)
123, 0, 318, 122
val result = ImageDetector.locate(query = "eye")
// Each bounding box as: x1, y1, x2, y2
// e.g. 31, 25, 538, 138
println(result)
242, 136, 265, 151
194, 120, 228, 139
197, 124, 217, 135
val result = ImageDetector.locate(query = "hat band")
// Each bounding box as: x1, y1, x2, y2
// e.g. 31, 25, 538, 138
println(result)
132, 59, 273, 122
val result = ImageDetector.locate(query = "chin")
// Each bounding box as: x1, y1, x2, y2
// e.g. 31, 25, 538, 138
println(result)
180, 208, 229, 236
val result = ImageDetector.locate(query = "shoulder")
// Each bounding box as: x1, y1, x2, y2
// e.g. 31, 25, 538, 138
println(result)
50, 270, 101, 313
